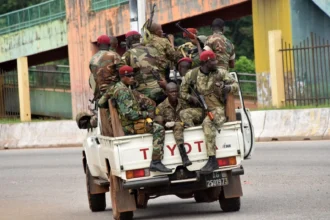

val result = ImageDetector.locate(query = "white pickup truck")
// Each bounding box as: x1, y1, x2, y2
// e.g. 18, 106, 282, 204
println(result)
82, 73, 255, 220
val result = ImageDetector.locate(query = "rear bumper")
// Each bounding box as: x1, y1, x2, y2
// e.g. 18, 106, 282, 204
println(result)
123, 176, 169, 189
122, 165, 244, 190
231, 165, 244, 176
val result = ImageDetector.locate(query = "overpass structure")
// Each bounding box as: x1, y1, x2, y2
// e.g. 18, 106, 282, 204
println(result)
0, 0, 329, 120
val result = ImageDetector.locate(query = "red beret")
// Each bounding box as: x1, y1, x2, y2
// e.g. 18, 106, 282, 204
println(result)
119, 65, 134, 75
178, 57, 193, 65
125, 30, 140, 38
183, 28, 197, 38
97, 35, 110, 45
200, 51, 216, 61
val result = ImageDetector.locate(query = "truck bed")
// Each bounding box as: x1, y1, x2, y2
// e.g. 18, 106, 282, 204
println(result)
86, 121, 244, 181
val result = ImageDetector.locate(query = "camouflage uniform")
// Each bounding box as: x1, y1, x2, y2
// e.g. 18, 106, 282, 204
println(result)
155, 98, 192, 146
177, 42, 200, 68
204, 32, 235, 70
89, 49, 121, 95
145, 34, 181, 78
111, 81, 165, 160
180, 68, 238, 156
119, 44, 166, 103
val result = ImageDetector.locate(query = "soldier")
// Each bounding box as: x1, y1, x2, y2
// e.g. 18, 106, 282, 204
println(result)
89, 35, 121, 98
120, 30, 167, 104
177, 57, 192, 78
180, 51, 238, 174
155, 82, 192, 167
110, 65, 172, 173
177, 28, 201, 68
145, 22, 181, 80
109, 36, 118, 51
204, 18, 235, 70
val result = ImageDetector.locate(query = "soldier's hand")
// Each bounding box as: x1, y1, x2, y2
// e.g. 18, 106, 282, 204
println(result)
222, 85, 231, 94
157, 79, 167, 89
146, 118, 153, 125
165, 121, 175, 128
189, 96, 200, 106
190, 35, 199, 46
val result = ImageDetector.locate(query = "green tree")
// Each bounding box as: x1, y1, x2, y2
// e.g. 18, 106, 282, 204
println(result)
232, 56, 255, 73
232, 56, 256, 97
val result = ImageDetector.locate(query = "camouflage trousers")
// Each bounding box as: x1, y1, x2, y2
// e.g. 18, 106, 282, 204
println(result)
180, 107, 226, 156
123, 122, 165, 161
179, 108, 204, 127
137, 87, 166, 105
203, 106, 226, 156
173, 122, 184, 146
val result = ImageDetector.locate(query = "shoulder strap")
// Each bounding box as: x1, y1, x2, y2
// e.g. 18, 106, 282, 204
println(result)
190, 67, 199, 84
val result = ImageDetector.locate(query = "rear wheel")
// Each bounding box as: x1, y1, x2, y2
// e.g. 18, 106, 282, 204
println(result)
219, 191, 240, 212
86, 166, 106, 212
193, 191, 209, 203
194, 187, 221, 203
110, 172, 134, 220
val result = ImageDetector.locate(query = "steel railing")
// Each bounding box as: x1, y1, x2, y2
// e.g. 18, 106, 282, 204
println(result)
91, 0, 129, 12
0, 0, 65, 35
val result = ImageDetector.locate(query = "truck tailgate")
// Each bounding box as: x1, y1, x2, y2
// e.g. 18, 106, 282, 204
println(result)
107, 121, 244, 175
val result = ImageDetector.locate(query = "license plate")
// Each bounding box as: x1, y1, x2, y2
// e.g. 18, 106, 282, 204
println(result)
205, 172, 228, 188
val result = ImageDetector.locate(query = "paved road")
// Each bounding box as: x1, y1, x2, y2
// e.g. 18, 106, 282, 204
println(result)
1, 141, 330, 220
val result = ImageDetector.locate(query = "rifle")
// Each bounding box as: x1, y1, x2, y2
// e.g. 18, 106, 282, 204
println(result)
175, 22, 204, 48
188, 84, 214, 121
151, 69, 161, 81
147, 4, 156, 29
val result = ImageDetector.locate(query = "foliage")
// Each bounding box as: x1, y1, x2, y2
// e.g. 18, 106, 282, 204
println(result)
232, 56, 255, 73
232, 56, 256, 98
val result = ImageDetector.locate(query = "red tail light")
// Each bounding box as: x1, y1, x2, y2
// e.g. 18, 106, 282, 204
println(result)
217, 157, 237, 167
126, 168, 150, 179
133, 169, 145, 178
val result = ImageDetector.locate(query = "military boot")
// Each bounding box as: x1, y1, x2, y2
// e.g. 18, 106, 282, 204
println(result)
150, 160, 172, 173
178, 144, 192, 167
200, 156, 218, 174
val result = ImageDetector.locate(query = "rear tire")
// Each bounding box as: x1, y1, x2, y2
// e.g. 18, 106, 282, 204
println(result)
86, 166, 106, 212
193, 191, 208, 203
219, 191, 240, 212
119, 211, 134, 220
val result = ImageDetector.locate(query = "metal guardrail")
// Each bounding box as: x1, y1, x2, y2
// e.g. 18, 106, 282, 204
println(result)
237, 72, 257, 99
91, 0, 129, 12
29, 65, 70, 91
0, 0, 65, 35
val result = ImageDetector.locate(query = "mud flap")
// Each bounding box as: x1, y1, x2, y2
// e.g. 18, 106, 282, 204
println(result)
110, 173, 136, 216
116, 190, 136, 212
222, 172, 243, 199
87, 167, 109, 194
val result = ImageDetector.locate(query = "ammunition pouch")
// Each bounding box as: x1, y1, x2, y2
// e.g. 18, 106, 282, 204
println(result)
133, 119, 152, 134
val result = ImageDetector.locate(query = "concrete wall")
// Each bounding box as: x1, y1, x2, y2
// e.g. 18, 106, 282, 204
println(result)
252, 0, 293, 107
65, 0, 249, 118
291, 0, 330, 45
1, 108, 330, 149
0, 19, 67, 63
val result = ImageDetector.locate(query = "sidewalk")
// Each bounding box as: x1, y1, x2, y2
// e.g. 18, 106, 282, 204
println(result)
0, 108, 329, 149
